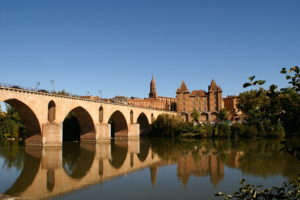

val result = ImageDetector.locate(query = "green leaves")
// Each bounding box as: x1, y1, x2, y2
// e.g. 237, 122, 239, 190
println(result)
248, 76, 256, 81
243, 83, 251, 88
216, 178, 300, 200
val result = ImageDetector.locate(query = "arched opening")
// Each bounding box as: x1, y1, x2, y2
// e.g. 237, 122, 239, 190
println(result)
99, 106, 103, 123
62, 107, 95, 142
130, 153, 134, 167
1, 99, 41, 144
63, 143, 95, 179
46, 170, 55, 192
99, 160, 104, 177
48, 101, 56, 122
130, 110, 133, 124
137, 113, 150, 136
108, 110, 128, 138
5, 148, 41, 195
200, 113, 209, 122
109, 140, 128, 169
151, 113, 154, 123
211, 112, 218, 122
181, 112, 189, 122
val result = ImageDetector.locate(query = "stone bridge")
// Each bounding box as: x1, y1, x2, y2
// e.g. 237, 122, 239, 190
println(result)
0, 86, 176, 146
4, 140, 163, 199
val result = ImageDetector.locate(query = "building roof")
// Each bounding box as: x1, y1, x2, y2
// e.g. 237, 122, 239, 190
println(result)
209, 79, 222, 92
176, 81, 190, 94
190, 90, 206, 97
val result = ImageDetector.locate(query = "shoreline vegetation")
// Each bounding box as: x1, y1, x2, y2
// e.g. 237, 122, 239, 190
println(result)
151, 66, 300, 140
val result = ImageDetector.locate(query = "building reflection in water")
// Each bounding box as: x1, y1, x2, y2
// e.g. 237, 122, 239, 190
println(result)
0, 138, 299, 199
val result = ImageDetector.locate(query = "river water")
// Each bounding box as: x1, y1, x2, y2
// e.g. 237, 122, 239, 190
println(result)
0, 138, 299, 199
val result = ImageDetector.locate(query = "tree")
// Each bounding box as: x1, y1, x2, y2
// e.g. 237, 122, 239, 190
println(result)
217, 109, 228, 121
191, 109, 200, 123
241, 66, 300, 136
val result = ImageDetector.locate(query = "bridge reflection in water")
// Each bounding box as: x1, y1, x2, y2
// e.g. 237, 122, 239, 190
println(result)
2, 139, 300, 199
3, 139, 157, 199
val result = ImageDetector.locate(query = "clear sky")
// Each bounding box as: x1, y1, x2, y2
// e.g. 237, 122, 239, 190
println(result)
0, 0, 299, 98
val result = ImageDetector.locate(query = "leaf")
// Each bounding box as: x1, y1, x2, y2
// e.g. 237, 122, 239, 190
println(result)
257, 80, 266, 85
286, 75, 291, 80
269, 84, 278, 91
281, 68, 287, 74
291, 66, 300, 74
248, 76, 256, 81
243, 83, 252, 88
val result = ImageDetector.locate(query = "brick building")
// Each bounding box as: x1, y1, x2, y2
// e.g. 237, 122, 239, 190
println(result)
176, 80, 223, 122
128, 76, 176, 110
223, 95, 245, 122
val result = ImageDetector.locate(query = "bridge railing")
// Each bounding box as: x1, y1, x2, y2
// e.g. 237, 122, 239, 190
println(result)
0, 82, 177, 113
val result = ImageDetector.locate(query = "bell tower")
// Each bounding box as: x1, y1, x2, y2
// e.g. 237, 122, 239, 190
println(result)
149, 76, 158, 99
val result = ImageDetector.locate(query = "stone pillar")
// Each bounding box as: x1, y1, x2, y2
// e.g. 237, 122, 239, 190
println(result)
42, 123, 62, 146
95, 123, 111, 140
128, 139, 140, 154
96, 141, 111, 160
41, 147, 62, 170
128, 123, 140, 138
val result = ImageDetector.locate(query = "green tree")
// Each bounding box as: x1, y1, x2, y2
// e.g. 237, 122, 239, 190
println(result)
191, 109, 200, 122
217, 108, 228, 121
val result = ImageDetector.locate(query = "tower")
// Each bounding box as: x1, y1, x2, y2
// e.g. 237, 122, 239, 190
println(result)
208, 79, 222, 112
149, 76, 158, 99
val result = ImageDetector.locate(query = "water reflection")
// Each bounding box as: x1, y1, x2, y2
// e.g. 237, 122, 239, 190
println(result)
0, 138, 299, 199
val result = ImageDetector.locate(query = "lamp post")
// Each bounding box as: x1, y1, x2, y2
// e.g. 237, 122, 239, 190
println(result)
35, 82, 40, 90
50, 80, 55, 92
98, 90, 102, 99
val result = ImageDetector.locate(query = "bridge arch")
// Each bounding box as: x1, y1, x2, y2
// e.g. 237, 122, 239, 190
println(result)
63, 143, 96, 180
62, 106, 95, 141
137, 112, 150, 136
48, 100, 56, 123
3, 99, 42, 144
109, 140, 128, 169
137, 139, 151, 162
108, 110, 128, 138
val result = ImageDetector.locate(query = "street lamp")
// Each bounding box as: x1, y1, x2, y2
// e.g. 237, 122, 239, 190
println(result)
98, 90, 102, 98
50, 80, 55, 92
35, 82, 40, 90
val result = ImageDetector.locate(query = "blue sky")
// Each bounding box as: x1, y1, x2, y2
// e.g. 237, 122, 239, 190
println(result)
0, 0, 299, 98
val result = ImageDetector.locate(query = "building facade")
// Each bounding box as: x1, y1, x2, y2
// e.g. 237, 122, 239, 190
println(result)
176, 80, 223, 122
128, 76, 176, 110
223, 95, 245, 122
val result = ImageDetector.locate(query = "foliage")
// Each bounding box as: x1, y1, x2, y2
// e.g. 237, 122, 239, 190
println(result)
150, 114, 186, 137
217, 109, 229, 122
191, 109, 200, 122
240, 66, 300, 136
0, 105, 26, 140
216, 177, 300, 200
151, 114, 285, 139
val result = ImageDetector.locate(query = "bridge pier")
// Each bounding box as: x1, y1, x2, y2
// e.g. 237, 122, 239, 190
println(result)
41, 123, 63, 146
95, 123, 111, 140
128, 124, 140, 138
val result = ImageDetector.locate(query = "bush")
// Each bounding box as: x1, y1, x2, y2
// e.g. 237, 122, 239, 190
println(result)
216, 178, 300, 200
231, 123, 245, 138
245, 125, 258, 137
217, 122, 232, 137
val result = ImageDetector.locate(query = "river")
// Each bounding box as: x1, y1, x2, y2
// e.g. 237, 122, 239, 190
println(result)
0, 138, 299, 199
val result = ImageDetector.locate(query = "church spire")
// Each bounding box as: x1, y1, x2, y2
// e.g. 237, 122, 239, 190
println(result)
176, 81, 190, 94
149, 76, 158, 99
